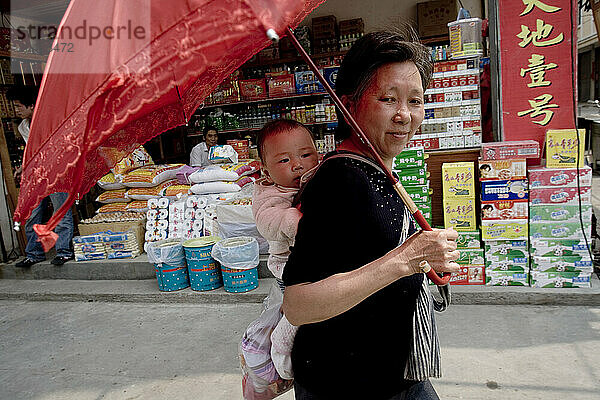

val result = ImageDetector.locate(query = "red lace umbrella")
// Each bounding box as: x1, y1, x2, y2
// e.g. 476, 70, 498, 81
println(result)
14, 0, 325, 248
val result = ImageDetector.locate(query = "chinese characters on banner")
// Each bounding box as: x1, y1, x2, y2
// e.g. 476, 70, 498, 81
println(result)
498, 0, 577, 145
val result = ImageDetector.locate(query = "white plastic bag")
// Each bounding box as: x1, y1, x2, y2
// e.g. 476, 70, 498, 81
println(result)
240, 284, 293, 400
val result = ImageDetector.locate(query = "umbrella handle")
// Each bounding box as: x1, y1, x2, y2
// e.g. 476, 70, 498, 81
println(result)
284, 27, 451, 286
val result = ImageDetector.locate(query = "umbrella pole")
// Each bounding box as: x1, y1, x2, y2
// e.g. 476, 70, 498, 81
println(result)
283, 27, 450, 286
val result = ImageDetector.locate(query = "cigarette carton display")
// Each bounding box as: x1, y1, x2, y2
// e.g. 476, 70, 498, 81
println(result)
530, 271, 591, 288
545, 129, 585, 169
394, 147, 428, 168
485, 270, 529, 286
442, 162, 476, 198
457, 248, 485, 265
456, 231, 481, 249
478, 158, 527, 181
443, 198, 477, 231
449, 266, 485, 285
481, 140, 539, 161
531, 256, 593, 273
529, 186, 592, 206
528, 166, 592, 188
394, 166, 429, 186
529, 204, 592, 224
484, 240, 528, 258
530, 239, 591, 257
480, 179, 528, 201
481, 199, 528, 220
481, 219, 528, 241
529, 221, 591, 240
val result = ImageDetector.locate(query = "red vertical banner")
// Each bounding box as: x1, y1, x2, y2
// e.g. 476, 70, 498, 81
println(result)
498, 0, 578, 145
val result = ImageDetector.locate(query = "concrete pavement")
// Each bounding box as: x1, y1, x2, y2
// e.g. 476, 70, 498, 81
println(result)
0, 300, 598, 400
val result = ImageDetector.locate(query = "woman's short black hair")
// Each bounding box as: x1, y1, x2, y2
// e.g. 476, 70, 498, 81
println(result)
203, 125, 218, 135
334, 29, 433, 140
256, 119, 314, 162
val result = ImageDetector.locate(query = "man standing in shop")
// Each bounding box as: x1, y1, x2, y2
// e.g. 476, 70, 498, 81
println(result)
7, 87, 74, 268
190, 125, 219, 167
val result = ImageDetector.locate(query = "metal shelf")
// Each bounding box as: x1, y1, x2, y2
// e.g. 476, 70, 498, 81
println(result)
199, 92, 331, 111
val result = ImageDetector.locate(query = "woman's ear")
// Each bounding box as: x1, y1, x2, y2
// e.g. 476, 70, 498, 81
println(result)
341, 94, 353, 112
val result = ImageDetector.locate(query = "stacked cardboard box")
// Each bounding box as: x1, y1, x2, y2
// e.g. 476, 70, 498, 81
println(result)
480, 141, 539, 286
528, 166, 593, 288
451, 231, 485, 285
394, 147, 432, 225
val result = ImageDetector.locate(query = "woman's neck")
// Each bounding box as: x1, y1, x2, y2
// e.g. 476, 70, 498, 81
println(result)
337, 137, 393, 170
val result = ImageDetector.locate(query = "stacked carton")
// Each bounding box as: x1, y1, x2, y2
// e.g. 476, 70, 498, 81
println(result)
528, 166, 593, 288
480, 141, 539, 286
442, 161, 484, 284
393, 147, 432, 225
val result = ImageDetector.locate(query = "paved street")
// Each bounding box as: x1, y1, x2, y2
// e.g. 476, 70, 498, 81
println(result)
1, 301, 599, 400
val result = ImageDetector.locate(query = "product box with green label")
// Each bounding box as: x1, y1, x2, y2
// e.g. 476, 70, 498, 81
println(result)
529, 221, 590, 240
529, 239, 590, 257
394, 166, 429, 186
457, 231, 481, 249
529, 204, 592, 224
457, 248, 485, 265
405, 184, 431, 204
485, 270, 529, 286
530, 271, 591, 288
531, 256, 593, 273
484, 240, 528, 258
485, 259, 528, 274
394, 147, 428, 169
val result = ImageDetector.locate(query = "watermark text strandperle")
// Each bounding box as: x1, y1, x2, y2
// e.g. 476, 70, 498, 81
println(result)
15, 20, 147, 47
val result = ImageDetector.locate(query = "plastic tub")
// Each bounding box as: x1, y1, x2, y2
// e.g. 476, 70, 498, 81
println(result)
448, 18, 483, 59
183, 236, 223, 291
211, 237, 259, 293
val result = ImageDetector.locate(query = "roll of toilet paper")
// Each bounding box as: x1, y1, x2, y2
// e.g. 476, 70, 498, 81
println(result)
157, 230, 168, 240
197, 196, 208, 209
146, 220, 158, 231
186, 196, 198, 208
145, 231, 155, 241
158, 198, 169, 209
157, 209, 169, 220
192, 220, 203, 232
191, 231, 202, 239
194, 209, 205, 220
184, 208, 196, 220
156, 219, 169, 230
147, 198, 159, 209
146, 209, 158, 220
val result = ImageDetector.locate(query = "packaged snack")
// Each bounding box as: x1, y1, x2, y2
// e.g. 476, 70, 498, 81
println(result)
481, 200, 528, 220
528, 166, 591, 188
97, 203, 129, 214
164, 184, 191, 198
480, 179, 528, 202
481, 140, 539, 161
530, 239, 591, 257
449, 266, 485, 285
125, 200, 150, 213
531, 256, 593, 273
125, 179, 179, 200
190, 176, 255, 195
456, 231, 481, 249
530, 271, 591, 288
189, 161, 260, 183
97, 172, 125, 190
112, 145, 154, 176
208, 145, 239, 164
545, 129, 585, 168
96, 189, 130, 204
457, 248, 485, 265
529, 186, 592, 206
529, 221, 591, 240
529, 204, 592, 224
122, 164, 184, 188
478, 158, 526, 181
481, 219, 528, 241
442, 162, 476, 198
443, 198, 477, 231
485, 270, 529, 286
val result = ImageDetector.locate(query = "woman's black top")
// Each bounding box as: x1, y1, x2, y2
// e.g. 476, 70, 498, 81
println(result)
283, 153, 423, 399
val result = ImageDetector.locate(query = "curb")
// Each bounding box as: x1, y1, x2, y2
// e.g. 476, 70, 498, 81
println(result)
0, 275, 599, 305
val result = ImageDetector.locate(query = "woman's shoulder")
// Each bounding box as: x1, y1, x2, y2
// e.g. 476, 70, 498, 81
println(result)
311, 152, 381, 184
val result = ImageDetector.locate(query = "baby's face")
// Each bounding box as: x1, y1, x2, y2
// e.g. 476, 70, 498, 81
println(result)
262, 127, 319, 188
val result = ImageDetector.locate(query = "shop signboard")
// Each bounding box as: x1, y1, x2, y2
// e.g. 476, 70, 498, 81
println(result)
498, 0, 577, 145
